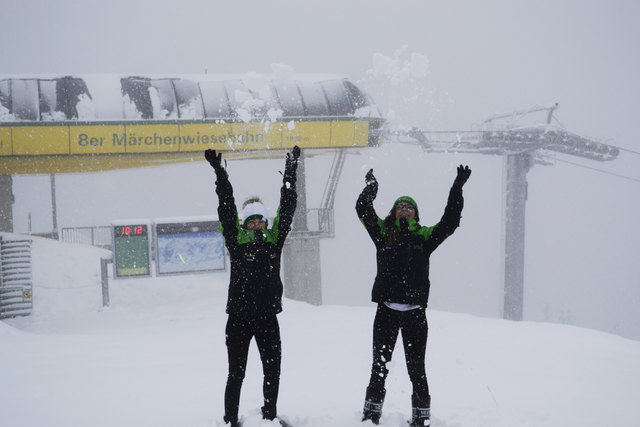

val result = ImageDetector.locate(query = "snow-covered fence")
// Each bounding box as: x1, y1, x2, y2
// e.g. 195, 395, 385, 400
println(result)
60, 226, 112, 249
0, 236, 33, 319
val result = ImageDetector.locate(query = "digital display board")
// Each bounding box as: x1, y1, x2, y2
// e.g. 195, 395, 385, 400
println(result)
113, 223, 151, 278
155, 220, 225, 275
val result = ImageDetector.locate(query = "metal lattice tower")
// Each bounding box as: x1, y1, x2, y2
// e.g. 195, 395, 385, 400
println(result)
319, 148, 347, 232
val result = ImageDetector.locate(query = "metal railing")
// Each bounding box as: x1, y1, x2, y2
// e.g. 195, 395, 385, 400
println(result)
289, 208, 334, 238
59, 208, 335, 248
60, 226, 112, 249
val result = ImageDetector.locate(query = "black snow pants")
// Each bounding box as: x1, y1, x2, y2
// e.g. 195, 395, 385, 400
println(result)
365, 303, 431, 408
224, 314, 281, 423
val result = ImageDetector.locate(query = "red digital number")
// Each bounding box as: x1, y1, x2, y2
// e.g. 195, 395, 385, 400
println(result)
119, 225, 145, 236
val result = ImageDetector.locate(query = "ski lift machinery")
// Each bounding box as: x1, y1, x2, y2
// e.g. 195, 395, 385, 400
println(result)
380, 103, 619, 320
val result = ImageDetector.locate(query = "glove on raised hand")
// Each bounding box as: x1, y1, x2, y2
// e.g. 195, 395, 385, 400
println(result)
453, 164, 472, 188
204, 149, 227, 179
283, 145, 300, 186
204, 149, 222, 169
362, 168, 378, 200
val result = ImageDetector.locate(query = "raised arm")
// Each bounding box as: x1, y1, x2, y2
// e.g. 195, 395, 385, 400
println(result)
356, 169, 383, 243
273, 146, 300, 247
204, 149, 239, 243
428, 164, 471, 246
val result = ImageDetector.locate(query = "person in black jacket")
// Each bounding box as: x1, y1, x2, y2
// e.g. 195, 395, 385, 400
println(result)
356, 165, 471, 427
204, 146, 300, 427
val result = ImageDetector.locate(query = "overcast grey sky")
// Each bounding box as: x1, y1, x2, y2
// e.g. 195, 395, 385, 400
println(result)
3, 0, 640, 339
2, 0, 639, 142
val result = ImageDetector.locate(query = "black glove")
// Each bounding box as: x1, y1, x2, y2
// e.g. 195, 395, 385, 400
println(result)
362, 168, 378, 200
204, 149, 227, 179
453, 164, 472, 188
283, 145, 300, 186
365, 169, 377, 186
204, 149, 222, 169
291, 145, 301, 161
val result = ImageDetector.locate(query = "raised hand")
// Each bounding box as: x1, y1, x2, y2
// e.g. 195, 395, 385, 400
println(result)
283, 145, 300, 186
204, 149, 223, 170
453, 164, 472, 188
362, 168, 378, 200
365, 168, 377, 186
290, 145, 301, 161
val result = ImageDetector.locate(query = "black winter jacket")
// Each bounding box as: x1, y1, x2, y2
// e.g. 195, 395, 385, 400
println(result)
216, 173, 297, 317
356, 184, 464, 307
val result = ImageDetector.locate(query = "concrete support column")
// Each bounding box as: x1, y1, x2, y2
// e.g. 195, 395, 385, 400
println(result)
282, 237, 322, 305
503, 153, 532, 321
292, 149, 308, 232
282, 149, 324, 305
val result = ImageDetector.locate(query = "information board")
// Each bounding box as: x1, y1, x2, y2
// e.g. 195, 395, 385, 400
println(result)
113, 223, 151, 278
155, 220, 225, 275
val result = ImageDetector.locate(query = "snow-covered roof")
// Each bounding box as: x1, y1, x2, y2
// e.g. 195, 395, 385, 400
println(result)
0, 73, 381, 122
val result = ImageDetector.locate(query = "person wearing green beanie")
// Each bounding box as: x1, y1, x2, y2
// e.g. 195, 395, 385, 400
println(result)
356, 165, 472, 426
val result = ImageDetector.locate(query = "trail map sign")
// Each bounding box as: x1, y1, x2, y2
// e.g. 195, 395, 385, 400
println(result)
113, 223, 151, 278
155, 219, 225, 275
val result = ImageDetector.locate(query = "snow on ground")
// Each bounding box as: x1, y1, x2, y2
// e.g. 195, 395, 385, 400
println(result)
1, 235, 639, 427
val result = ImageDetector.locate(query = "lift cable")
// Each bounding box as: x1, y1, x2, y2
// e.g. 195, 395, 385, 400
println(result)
540, 154, 640, 183
612, 145, 640, 157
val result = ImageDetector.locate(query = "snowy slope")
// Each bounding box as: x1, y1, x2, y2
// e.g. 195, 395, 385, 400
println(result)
1, 235, 639, 427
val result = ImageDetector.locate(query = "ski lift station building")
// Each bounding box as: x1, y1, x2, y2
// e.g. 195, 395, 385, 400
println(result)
0, 74, 385, 306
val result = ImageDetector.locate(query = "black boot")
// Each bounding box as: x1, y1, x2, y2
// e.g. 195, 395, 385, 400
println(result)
223, 415, 241, 427
362, 399, 383, 424
262, 404, 277, 421
362, 388, 385, 424
408, 392, 431, 426
408, 406, 430, 426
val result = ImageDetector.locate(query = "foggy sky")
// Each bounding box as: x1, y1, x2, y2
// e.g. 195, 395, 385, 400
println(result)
3, 0, 640, 339
3, 1, 639, 141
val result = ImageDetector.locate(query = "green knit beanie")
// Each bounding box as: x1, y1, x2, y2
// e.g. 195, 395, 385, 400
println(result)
393, 196, 419, 220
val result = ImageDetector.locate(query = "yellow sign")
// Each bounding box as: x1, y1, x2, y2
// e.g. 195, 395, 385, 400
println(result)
282, 121, 331, 148
178, 122, 232, 151
70, 124, 126, 155
0, 127, 11, 156
13, 125, 69, 155
353, 120, 371, 146
0, 119, 380, 174
121, 124, 181, 153
0, 120, 372, 156
331, 121, 357, 147
229, 122, 282, 150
